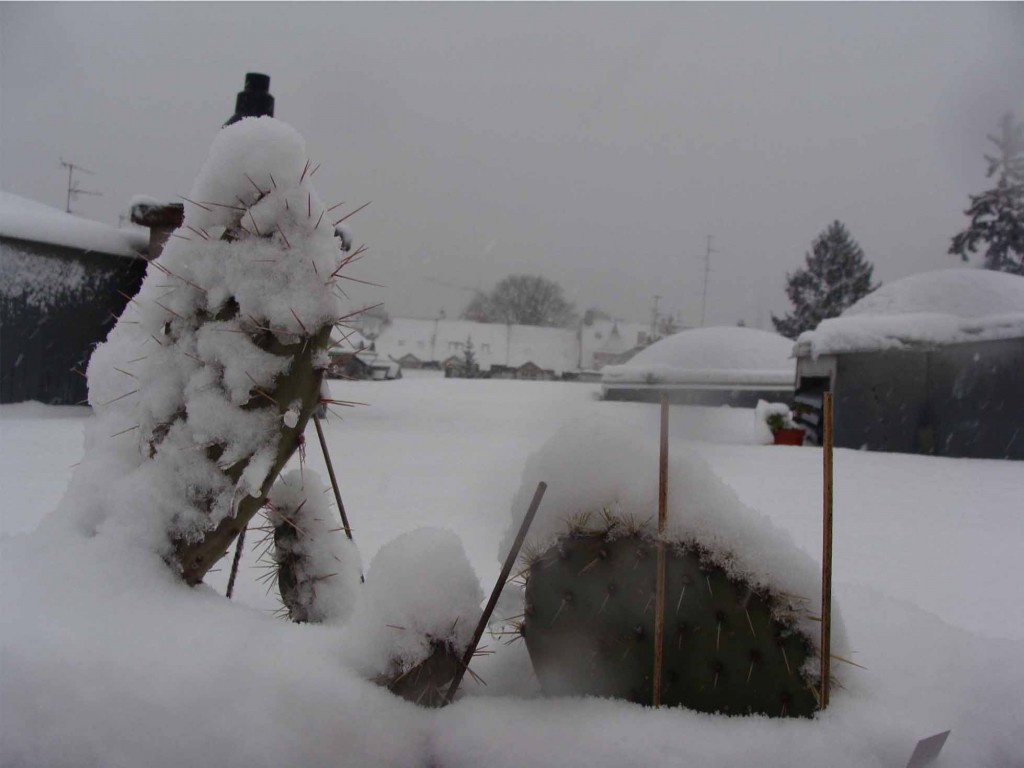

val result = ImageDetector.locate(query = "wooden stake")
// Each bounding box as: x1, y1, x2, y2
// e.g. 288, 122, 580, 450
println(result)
820, 391, 834, 708
444, 481, 547, 706
653, 394, 669, 706
226, 523, 246, 599
312, 413, 354, 540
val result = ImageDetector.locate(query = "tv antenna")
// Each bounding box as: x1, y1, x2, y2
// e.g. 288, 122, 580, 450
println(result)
60, 158, 102, 214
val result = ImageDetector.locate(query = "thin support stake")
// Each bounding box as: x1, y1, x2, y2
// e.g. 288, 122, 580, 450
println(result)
820, 391, 834, 709
226, 523, 247, 599
653, 394, 669, 706
312, 413, 353, 540
444, 481, 547, 706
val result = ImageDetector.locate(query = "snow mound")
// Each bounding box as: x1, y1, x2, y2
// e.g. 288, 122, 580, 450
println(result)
798, 269, 1024, 357
502, 416, 848, 661
345, 528, 483, 679
0, 190, 147, 258
602, 326, 795, 386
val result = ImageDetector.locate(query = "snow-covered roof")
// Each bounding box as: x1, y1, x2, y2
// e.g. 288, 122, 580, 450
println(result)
602, 326, 795, 387
579, 319, 651, 369
0, 191, 147, 259
796, 269, 1024, 358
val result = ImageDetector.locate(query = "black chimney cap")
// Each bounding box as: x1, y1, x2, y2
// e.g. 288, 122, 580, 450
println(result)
224, 72, 275, 127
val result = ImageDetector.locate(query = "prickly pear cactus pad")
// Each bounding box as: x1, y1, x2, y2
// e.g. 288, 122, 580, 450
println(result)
523, 521, 818, 716
501, 417, 850, 715
57, 117, 358, 584
344, 528, 484, 707
262, 469, 362, 625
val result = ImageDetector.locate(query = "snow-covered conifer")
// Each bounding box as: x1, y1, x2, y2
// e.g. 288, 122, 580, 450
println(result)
772, 221, 878, 338
949, 112, 1024, 276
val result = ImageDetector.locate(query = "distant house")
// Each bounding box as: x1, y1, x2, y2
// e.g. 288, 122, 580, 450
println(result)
327, 328, 400, 380
601, 326, 796, 406
579, 317, 653, 373
793, 269, 1024, 459
1, 192, 149, 405
373, 317, 579, 380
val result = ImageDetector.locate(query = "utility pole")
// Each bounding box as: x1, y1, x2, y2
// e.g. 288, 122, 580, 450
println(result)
649, 294, 661, 342
699, 235, 717, 327
60, 158, 102, 214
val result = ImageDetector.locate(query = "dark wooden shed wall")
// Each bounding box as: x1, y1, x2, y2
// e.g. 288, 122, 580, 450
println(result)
1, 237, 147, 405
829, 339, 1024, 460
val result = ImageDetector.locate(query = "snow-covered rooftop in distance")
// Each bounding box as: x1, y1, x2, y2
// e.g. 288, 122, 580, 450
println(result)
0, 190, 147, 258
796, 269, 1024, 358
602, 326, 795, 387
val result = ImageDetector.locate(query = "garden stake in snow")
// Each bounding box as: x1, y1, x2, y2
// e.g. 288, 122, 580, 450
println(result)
312, 412, 354, 540
820, 391, 834, 709
443, 481, 548, 706
652, 394, 669, 707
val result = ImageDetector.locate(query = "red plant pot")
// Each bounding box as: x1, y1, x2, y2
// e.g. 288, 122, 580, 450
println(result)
772, 427, 805, 446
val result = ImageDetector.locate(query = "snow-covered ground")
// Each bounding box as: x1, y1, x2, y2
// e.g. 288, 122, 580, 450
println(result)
2, 378, 1023, 767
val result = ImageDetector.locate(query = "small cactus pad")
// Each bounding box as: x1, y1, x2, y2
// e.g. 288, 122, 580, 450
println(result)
376, 640, 463, 708
522, 527, 819, 717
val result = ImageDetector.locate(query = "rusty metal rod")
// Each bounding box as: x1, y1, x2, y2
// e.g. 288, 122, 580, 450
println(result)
444, 481, 548, 706
820, 392, 834, 708
653, 394, 669, 706
312, 413, 353, 540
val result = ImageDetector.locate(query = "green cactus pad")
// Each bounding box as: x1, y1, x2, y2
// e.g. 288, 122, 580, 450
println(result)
522, 526, 819, 717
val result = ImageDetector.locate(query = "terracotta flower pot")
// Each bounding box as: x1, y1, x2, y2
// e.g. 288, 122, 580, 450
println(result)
772, 427, 805, 446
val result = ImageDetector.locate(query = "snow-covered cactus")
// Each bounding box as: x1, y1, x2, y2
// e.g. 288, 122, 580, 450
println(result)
262, 469, 362, 624
345, 528, 484, 707
500, 417, 848, 717
66, 117, 362, 585
521, 518, 819, 717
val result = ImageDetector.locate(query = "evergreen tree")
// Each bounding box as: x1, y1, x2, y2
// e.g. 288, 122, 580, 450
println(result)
949, 112, 1024, 276
772, 221, 878, 338
462, 335, 477, 378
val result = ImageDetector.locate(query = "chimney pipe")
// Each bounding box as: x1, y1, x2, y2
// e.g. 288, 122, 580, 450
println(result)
224, 72, 275, 127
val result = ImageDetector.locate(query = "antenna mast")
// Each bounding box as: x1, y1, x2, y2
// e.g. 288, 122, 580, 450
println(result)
60, 158, 102, 214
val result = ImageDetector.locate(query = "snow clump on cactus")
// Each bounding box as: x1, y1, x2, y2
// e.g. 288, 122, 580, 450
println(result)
52, 117, 354, 584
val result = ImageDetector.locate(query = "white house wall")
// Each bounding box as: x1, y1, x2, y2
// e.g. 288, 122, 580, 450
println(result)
375, 318, 607, 376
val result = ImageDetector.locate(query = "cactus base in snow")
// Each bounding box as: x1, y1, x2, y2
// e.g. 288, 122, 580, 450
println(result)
522, 523, 820, 717
376, 640, 463, 708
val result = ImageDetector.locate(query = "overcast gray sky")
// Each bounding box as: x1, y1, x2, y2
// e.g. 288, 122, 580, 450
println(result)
2, 2, 1022, 326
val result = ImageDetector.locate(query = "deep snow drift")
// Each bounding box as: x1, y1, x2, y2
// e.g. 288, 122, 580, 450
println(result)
3, 378, 1023, 767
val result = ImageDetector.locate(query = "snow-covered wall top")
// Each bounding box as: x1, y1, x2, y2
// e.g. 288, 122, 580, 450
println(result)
601, 326, 795, 387
797, 269, 1024, 358
0, 191, 147, 258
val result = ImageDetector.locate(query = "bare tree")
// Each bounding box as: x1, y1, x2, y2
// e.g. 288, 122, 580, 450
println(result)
461, 275, 577, 327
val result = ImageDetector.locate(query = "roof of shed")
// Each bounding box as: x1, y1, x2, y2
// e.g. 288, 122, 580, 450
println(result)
0, 191, 147, 259
796, 269, 1024, 357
